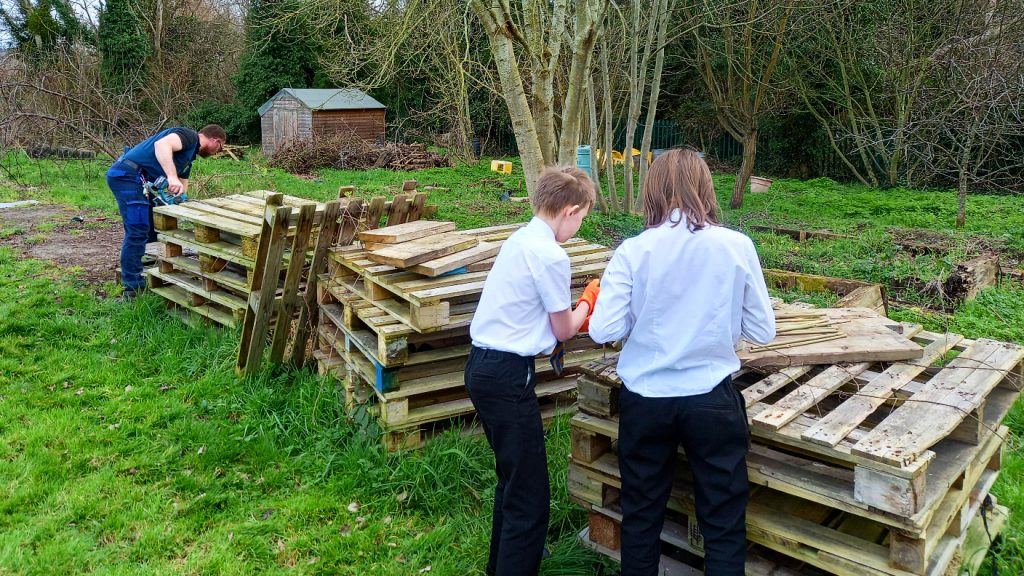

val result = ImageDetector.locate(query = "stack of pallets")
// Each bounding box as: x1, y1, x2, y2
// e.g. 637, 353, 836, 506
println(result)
570, 324, 1022, 575
146, 191, 325, 328
315, 221, 616, 450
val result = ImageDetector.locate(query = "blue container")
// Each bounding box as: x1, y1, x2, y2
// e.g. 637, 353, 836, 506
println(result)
576, 145, 594, 180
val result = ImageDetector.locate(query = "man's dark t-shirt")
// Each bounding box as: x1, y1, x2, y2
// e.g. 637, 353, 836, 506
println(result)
121, 127, 200, 181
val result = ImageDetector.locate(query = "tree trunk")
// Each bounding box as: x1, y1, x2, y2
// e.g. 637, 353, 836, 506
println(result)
956, 133, 974, 228
600, 35, 618, 211
638, 0, 670, 193
731, 126, 758, 209
489, 32, 545, 194
588, 72, 608, 212
557, 2, 603, 165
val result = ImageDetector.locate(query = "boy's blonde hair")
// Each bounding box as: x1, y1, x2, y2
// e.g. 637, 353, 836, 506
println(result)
642, 149, 720, 231
531, 165, 597, 216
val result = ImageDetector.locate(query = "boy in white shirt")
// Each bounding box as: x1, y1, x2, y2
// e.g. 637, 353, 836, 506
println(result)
588, 149, 776, 575
466, 166, 599, 576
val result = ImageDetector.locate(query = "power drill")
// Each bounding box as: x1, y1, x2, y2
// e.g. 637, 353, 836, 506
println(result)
143, 176, 187, 206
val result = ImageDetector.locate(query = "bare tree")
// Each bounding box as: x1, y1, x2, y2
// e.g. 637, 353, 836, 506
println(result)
469, 0, 608, 195
682, 0, 795, 208
914, 0, 1024, 227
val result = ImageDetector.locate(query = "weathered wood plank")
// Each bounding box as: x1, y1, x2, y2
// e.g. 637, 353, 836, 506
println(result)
357, 220, 456, 244
851, 339, 1024, 466
367, 233, 479, 268
801, 333, 963, 447
408, 241, 501, 277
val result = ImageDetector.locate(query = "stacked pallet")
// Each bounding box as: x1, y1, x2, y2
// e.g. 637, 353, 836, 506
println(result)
315, 221, 615, 450
570, 314, 1022, 575
146, 191, 325, 328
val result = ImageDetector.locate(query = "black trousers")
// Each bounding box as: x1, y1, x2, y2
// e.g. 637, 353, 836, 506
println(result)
464, 346, 549, 576
618, 377, 749, 576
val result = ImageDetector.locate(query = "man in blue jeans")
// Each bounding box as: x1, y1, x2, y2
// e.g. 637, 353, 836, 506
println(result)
108, 124, 225, 297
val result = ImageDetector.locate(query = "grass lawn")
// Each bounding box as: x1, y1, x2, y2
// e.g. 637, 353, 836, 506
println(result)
1, 150, 1023, 574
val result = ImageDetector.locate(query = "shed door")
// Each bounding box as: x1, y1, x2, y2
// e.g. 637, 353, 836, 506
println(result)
275, 108, 298, 151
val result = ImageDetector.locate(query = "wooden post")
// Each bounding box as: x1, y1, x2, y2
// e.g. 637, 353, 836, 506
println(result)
364, 197, 386, 230
291, 200, 343, 368
236, 194, 291, 377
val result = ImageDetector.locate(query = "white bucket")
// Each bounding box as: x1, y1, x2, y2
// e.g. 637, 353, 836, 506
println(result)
749, 176, 773, 193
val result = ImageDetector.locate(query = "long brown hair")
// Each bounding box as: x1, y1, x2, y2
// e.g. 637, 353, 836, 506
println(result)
642, 149, 720, 231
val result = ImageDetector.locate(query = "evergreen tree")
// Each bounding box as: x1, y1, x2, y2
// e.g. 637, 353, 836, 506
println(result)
0, 0, 87, 57
98, 0, 151, 92
233, 0, 323, 142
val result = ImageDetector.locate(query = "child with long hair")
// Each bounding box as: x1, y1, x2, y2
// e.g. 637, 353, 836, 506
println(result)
588, 149, 775, 575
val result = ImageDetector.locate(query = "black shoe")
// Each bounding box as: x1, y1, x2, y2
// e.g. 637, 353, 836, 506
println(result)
119, 287, 144, 301
542, 547, 552, 559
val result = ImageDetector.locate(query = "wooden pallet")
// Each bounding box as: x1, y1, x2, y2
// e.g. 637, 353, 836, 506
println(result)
328, 236, 611, 331
571, 438, 1004, 576
315, 336, 579, 451
149, 283, 245, 328
573, 331, 1023, 522
317, 309, 593, 427
577, 485, 1008, 576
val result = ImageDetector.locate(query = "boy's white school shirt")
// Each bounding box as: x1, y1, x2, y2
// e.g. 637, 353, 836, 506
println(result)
470, 217, 571, 357
588, 210, 776, 398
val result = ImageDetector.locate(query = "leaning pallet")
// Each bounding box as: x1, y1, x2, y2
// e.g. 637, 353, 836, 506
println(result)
569, 329, 1023, 576
147, 191, 326, 328
238, 183, 439, 375
315, 222, 614, 450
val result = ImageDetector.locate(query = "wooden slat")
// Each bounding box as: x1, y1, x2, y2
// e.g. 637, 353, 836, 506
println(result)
292, 200, 342, 368
366, 233, 479, 268
739, 308, 924, 369
356, 220, 456, 244
153, 203, 261, 237
236, 195, 291, 376
408, 241, 501, 277
386, 194, 409, 226
270, 203, 316, 363
851, 339, 1023, 466
364, 196, 386, 230
742, 366, 813, 406
801, 333, 964, 447
752, 362, 872, 431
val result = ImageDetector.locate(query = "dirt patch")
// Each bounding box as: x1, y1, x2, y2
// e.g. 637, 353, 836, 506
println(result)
0, 203, 121, 286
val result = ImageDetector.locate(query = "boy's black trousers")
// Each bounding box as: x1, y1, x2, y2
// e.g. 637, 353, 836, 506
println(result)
464, 346, 549, 576
618, 377, 749, 576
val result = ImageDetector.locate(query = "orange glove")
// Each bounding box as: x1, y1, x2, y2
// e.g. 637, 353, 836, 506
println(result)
577, 279, 600, 331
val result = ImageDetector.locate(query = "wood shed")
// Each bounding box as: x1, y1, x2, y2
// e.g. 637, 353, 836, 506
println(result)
259, 88, 386, 155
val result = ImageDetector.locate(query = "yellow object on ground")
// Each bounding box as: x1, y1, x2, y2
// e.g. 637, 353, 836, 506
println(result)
490, 160, 513, 174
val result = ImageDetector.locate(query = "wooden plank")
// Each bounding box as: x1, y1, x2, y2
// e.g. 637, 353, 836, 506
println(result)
292, 201, 343, 368
152, 203, 260, 237
180, 201, 264, 227
406, 192, 427, 222
236, 195, 291, 376
366, 233, 479, 268
385, 194, 409, 226
801, 333, 964, 447
741, 366, 814, 406
752, 362, 872, 431
147, 268, 246, 311
338, 198, 364, 247
943, 254, 999, 302
150, 285, 238, 328
408, 241, 501, 277
270, 203, 316, 363
851, 339, 1024, 466
740, 308, 924, 369
364, 197, 386, 230
356, 220, 456, 244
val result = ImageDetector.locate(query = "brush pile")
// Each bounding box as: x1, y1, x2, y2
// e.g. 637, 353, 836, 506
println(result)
269, 133, 451, 174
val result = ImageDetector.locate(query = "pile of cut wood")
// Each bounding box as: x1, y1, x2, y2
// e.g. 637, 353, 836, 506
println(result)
572, 304, 1023, 575
268, 133, 451, 174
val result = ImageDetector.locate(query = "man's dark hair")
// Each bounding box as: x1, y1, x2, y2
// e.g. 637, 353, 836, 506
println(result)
199, 124, 227, 142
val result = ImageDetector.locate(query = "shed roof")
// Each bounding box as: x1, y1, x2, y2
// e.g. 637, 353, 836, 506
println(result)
258, 88, 386, 116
